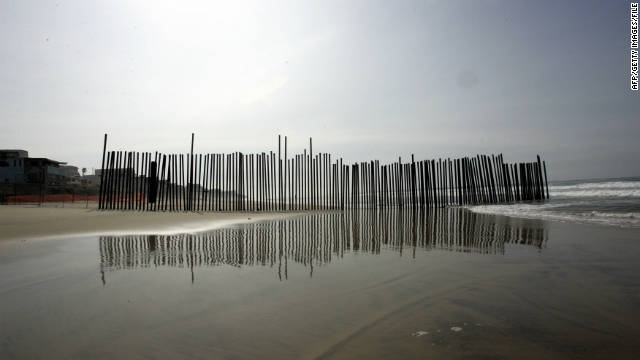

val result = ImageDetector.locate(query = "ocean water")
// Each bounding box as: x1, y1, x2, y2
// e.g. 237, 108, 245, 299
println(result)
469, 177, 640, 228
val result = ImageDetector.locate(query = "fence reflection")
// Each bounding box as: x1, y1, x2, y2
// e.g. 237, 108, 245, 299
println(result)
98, 208, 547, 283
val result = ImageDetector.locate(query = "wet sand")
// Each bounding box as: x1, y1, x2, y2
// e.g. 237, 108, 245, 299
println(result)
1, 209, 640, 359
0, 205, 305, 242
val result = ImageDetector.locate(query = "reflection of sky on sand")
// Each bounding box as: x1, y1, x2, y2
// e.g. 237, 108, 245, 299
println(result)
99, 208, 548, 282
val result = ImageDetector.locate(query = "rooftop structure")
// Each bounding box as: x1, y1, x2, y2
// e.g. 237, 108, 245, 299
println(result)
0, 150, 69, 185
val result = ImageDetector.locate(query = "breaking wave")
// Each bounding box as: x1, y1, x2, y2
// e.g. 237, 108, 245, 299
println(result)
468, 177, 640, 228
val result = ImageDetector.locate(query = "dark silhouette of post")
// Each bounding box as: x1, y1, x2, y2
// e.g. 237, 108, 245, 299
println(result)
189, 133, 194, 211
543, 160, 549, 200
99, 134, 108, 209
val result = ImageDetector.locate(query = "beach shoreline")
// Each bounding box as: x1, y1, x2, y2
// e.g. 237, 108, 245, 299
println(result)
2, 208, 640, 358
2, 203, 635, 245
0, 205, 308, 243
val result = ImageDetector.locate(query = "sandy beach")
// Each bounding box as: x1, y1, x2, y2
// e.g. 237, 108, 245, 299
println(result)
1, 209, 640, 359
0, 205, 305, 242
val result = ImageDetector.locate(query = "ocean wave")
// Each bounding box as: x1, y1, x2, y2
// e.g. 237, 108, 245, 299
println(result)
467, 179, 640, 228
548, 180, 640, 198
467, 204, 640, 228
549, 181, 640, 191
582, 211, 639, 219
550, 189, 640, 198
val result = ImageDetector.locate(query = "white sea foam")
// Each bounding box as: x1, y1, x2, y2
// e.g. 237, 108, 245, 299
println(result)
469, 204, 640, 228
551, 181, 640, 190
468, 179, 640, 227
549, 181, 640, 198
550, 189, 640, 198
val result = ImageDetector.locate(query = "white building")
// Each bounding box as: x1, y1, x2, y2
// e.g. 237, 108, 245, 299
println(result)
0, 149, 70, 185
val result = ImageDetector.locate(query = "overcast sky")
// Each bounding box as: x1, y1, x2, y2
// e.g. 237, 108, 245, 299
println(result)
1, 0, 638, 180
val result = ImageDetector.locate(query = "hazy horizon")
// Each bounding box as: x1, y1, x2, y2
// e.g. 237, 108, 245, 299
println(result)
1, 0, 638, 181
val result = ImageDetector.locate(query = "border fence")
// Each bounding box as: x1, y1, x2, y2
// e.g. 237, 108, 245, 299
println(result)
98, 134, 549, 211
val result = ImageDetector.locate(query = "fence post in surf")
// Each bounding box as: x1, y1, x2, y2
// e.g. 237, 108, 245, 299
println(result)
124, 152, 130, 209
148, 160, 158, 205
526, 163, 532, 200
167, 154, 172, 211
376, 159, 380, 209
531, 162, 536, 200
262, 152, 266, 211
521, 162, 527, 201
424, 160, 430, 207
397, 157, 403, 209
501, 155, 509, 202
284, 136, 287, 210
445, 158, 449, 206
116, 151, 122, 209
497, 155, 505, 203
512, 163, 518, 202
529, 162, 534, 200
475, 156, 483, 204
543, 160, 549, 200
491, 155, 499, 203
523, 162, 529, 201
271, 151, 275, 211
160, 154, 170, 211
517, 163, 523, 201
130, 152, 136, 210
340, 159, 344, 210
302, 151, 305, 210
453, 159, 462, 206
111, 151, 117, 209
465, 157, 475, 204
438, 158, 443, 206
425, 160, 430, 207
134, 152, 139, 210
448, 158, 453, 206
272, 151, 276, 211
130, 151, 135, 209
488, 156, 497, 204
412, 162, 417, 208
536, 155, 545, 200
441, 159, 446, 206
486, 155, 494, 203
140, 152, 146, 211
278, 136, 281, 211
174, 153, 179, 211
99, 134, 107, 209
265, 152, 269, 211
310, 138, 314, 210
188, 133, 194, 211
466, 157, 472, 205
523, 162, 528, 201
263, 152, 267, 211
161, 154, 167, 210
471, 158, 478, 204
103, 151, 111, 209
127, 151, 132, 210
494, 155, 502, 203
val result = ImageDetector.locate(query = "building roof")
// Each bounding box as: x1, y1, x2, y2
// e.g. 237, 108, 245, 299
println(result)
0, 149, 29, 158
25, 157, 66, 166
